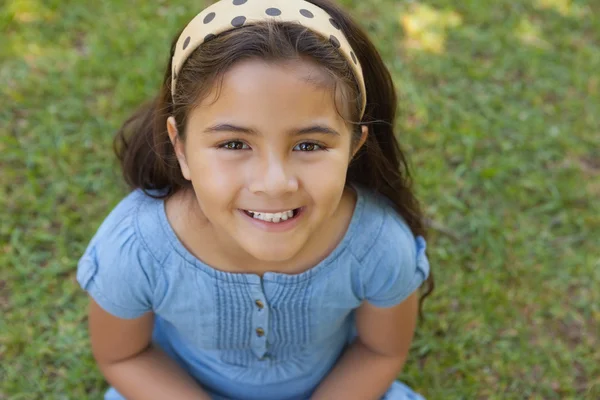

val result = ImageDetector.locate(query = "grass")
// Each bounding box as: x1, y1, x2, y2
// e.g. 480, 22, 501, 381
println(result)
1, 0, 599, 398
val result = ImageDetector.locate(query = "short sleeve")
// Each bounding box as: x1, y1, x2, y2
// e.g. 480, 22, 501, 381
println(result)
360, 211, 430, 308
77, 208, 156, 319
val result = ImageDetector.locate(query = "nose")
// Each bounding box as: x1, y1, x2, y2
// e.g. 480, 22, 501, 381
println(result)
249, 153, 298, 196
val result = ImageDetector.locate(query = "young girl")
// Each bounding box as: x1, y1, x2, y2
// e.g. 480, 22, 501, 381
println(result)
77, 0, 433, 399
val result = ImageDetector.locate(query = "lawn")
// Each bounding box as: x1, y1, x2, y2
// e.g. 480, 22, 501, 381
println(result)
1, 0, 599, 399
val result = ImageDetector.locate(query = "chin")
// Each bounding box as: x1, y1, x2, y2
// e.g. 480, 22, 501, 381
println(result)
243, 241, 303, 264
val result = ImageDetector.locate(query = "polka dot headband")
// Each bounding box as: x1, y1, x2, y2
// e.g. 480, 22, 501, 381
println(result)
171, 0, 367, 117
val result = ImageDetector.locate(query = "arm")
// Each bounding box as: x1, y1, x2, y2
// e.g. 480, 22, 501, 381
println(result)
311, 292, 419, 400
88, 298, 211, 400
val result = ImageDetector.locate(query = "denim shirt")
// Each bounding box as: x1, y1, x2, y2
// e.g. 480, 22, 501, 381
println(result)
77, 185, 430, 400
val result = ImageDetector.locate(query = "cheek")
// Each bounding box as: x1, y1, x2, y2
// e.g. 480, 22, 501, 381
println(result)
299, 151, 350, 198
186, 151, 245, 199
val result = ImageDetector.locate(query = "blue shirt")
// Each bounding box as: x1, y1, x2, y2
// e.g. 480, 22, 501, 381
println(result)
77, 185, 430, 400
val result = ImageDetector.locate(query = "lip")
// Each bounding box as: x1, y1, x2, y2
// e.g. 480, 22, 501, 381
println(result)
239, 207, 305, 232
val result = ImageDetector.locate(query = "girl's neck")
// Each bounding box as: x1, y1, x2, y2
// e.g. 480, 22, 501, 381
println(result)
164, 187, 357, 276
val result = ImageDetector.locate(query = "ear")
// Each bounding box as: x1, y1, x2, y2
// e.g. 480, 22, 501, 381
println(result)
167, 116, 191, 180
351, 125, 369, 159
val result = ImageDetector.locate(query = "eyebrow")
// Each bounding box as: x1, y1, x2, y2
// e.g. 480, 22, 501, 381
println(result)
203, 123, 340, 136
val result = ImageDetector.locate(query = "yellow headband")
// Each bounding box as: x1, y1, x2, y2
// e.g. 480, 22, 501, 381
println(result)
171, 0, 367, 117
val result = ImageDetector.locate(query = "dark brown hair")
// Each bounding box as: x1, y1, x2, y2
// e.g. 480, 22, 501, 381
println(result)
114, 0, 434, 313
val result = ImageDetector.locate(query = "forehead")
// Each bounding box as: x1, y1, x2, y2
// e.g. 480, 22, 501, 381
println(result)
188, 58, 353, 128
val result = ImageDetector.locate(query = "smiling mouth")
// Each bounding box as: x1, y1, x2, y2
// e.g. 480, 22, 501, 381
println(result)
242, 208, 302, 223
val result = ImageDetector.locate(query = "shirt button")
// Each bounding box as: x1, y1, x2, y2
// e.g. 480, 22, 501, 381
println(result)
256, 327, 265, 337
255, 300, 264, 309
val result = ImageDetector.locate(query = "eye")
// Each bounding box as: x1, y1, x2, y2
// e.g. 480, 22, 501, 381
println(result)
294, 142, 326, 152
219, 141, 250, 150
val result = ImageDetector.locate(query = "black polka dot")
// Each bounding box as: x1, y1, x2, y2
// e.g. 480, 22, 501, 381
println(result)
351, 51, 357, 64
231, 16, 246, 27
183, 36, 191, 50
204, 33, 216, 42
233, 0, 247, 4
329, 18, 341, 30
203, 12, 216, 24
266, 7, 281, 16
329, 35, 340, 49
299, 9, 314, 18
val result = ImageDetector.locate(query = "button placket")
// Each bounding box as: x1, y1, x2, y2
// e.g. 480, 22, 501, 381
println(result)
249, 283, 269, 359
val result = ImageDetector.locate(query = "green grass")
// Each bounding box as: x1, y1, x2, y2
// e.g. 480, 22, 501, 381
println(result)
1, 0, 599, 398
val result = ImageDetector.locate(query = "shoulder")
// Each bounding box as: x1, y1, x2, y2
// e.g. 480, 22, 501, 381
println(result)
76, 189, 166, 318
85, 189, 154, 257
349, 186, 418, 261
85, 189, 171, 261
349, 186, 430, 307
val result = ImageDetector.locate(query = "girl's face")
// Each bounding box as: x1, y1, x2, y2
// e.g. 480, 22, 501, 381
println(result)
168, 59, 367, 265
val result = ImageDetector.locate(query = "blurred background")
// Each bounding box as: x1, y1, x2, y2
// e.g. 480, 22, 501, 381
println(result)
1, 0, 599, 398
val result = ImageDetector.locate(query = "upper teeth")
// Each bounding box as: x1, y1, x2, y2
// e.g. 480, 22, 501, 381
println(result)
248, 209, 294, 223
